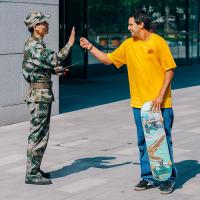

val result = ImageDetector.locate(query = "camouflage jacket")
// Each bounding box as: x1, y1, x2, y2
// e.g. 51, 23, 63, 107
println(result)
22, 36, 71, 103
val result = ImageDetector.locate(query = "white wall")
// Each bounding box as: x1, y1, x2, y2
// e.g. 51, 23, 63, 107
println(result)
0, 0, 59, 126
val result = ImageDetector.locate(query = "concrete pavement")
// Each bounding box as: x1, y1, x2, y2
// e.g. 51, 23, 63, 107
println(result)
0, 71, 200, 199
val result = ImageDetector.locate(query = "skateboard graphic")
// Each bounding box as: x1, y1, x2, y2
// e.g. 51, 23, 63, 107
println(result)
141, 101, 172, 181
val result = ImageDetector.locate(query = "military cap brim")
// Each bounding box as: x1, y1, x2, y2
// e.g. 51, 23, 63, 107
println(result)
30, 14, 51, 28
24, 12, 51, 28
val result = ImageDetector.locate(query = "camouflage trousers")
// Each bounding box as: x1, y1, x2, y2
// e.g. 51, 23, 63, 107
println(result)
26, 101, 52, 176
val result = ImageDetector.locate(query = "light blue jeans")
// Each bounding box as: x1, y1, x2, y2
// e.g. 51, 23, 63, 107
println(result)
133, 108, 177, 185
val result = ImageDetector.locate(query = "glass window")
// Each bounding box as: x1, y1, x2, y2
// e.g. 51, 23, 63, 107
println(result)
165, 0, 187, 61
60, 0, 200, 78
88, 0, 128, 64
189, 0, 198, 59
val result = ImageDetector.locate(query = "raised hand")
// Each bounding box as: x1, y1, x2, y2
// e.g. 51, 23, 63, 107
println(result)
68, 26, 75, 47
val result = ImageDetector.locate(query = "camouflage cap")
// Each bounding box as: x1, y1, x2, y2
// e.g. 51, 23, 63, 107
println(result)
24, 11, 50, 28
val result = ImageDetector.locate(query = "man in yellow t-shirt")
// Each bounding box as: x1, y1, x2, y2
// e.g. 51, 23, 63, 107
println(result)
80, 10, 177, 194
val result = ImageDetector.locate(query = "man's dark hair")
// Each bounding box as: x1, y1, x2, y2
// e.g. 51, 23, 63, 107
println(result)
130, 10, 152, 31
28, 27, 34, 33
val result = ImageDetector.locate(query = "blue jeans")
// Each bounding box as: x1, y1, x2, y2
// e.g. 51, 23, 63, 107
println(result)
133, 108, 177, 184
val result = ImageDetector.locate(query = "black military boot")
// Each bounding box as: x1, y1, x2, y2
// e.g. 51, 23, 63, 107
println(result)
25, 172, 52, 185
40, 170, 50, 179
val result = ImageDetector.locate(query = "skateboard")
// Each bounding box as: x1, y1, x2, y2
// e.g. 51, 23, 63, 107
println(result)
141, 101, 172, 181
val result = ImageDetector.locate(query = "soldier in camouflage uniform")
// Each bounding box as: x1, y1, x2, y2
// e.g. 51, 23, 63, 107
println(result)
23, 11, 75, 185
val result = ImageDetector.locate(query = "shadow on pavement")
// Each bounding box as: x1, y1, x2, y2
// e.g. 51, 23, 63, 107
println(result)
174, 160, 200, 189
49, 156, 132, 179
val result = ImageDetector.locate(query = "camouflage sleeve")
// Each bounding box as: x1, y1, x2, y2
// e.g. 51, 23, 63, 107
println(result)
31, 43, 71, 69
56, 44, 71, 61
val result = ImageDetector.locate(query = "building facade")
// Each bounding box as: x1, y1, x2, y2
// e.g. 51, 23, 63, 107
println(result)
0, 0, 59, 126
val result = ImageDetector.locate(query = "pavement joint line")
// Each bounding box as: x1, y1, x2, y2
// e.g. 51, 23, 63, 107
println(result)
0, 154, 25, 167
57, 178, 108, 193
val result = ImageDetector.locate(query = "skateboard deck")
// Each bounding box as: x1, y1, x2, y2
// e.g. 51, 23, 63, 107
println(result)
141, 101, 172, 181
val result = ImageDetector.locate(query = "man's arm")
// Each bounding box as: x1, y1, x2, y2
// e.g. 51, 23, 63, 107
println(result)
31, 27, 75, 70
56, 27, 75, 61
80, 37, 112, 65
152, 69, 174, 112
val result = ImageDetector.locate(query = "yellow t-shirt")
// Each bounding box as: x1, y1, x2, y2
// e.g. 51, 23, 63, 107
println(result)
107, 33, 176, 108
